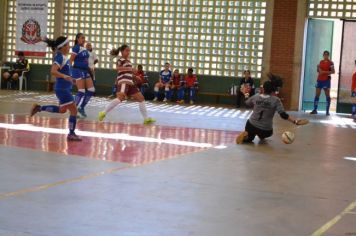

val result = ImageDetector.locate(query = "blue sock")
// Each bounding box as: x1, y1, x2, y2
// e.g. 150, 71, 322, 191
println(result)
178, 88, 184, 100
352, 104, 356, 115
326, 96, 331, 114
68, 115, 77, 135
313, 96, 319, 111
80, 91, 95, 109
165, 90, 171, 100
41, 105, 59, 113
75, 91, 85, 106
190, 88, 195, 101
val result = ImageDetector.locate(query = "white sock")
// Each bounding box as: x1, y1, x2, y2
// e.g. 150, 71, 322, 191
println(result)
105, 98, 121, 114
139, 101, 148, 119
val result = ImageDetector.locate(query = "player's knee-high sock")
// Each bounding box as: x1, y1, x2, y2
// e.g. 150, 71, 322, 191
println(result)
154, 87, 159, 99
104, 98, 121, 114
165, 87, 171, 100
326, 96, 331, 114
80, 88, 95, 109
178, 88, 184, 100
40, 105, 59, 113
313, 96, 319, 111
352, 104, 356, 115
68, 115, 77, 134
139, 101, 148, 119
75, 89, 85, 106
189, 88, 195, 101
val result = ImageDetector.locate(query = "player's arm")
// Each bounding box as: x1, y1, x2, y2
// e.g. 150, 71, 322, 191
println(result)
276, 100, 308, 125
245, 94, 257, 107
51, 64, 73, 82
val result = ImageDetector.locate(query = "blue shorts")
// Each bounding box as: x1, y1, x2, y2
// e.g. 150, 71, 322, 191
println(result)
72, 68, 91, 80
316, 80, 331, 89
55, 89, 74, 106
352, 92, 356, 97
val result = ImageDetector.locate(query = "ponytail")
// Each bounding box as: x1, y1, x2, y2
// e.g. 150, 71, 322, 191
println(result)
43, 36, 68, 51
110, 44, 129, 56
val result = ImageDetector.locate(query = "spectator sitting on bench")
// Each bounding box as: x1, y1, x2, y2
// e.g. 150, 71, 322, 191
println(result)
153, 62, 172, 102
178, 67, 198, 104
134, 64, 149, 95
171, 69, 183, 102
236, 70, 255, 108
2, 51, 29, 89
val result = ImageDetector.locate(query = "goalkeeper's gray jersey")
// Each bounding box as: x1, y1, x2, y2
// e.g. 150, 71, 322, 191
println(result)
245, 94, 285, 130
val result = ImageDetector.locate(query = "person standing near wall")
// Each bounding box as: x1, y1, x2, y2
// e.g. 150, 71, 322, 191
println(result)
86, 42, 99, 82
310, 50, 335, 116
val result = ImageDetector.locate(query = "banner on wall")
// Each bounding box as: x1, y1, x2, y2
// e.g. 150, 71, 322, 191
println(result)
16, 0, 48, 57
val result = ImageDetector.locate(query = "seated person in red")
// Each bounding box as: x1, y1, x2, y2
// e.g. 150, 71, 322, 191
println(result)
236, 70, 255, 108
2, 51, 29, 89
178, 68, 198, 104
133, 64, 149, 95
171, 69, 184, 102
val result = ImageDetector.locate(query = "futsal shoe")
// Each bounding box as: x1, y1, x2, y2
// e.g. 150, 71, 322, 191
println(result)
67, 133, 82, 141
163, 98, 168, 102
310, 110, 318, 114
98, 111, 106, 122
177, 100, 184, 104
144, 117, 156, 125
153, 97, 158, 102
236, 131, 248, 144
190, 100, 194, 105
326, 112, 330, 116
30, 104, 41, 117
78, 107, 87, 118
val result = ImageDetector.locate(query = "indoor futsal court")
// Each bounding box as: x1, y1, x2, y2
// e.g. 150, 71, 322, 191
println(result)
0, 0, 355, 236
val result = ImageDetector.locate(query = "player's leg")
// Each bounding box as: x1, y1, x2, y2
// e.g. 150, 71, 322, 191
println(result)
177, 86, 185, 103
236, 120, 257, 144
153, 82, 162, 101
324, 87, 331, 116
73, 69, 85, 108
79, 76, 95, 117
256, 129, 273, 141
189, 87, 195, 104
311, 86, 321, 114
164, 83, 171, 102
98, 83, 125, 121
351, 92, 356, 118
11, 72, 19, 89
131, 87, 156, 124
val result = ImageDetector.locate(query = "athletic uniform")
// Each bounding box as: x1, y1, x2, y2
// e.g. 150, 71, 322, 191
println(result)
116, 57, 139, 97
53, 52, 74, 106
316, 59, 334, 89
244, 94, 285, 142
72, 44, 90, 79
160, 70, 172, 84
178, 74, 198, 103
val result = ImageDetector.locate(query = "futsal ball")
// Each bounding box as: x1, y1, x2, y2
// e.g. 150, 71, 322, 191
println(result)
282, 131, 295, 144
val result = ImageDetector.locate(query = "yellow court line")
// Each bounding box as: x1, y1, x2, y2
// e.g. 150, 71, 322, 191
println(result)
311, 200, 356, 236
0, 166, 130, 200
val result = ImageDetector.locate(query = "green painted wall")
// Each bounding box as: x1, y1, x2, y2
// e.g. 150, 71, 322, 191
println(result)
27, 64, 261, 106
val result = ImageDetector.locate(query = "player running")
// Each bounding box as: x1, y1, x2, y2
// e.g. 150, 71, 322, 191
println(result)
98, 44, 155, 124
70, 33, 95, 118
310, 50, 335, 116
30, 36, 81, 141
236, 75, 308, 144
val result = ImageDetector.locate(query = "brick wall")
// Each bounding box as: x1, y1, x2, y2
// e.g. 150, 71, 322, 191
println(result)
270, 0, 299, 109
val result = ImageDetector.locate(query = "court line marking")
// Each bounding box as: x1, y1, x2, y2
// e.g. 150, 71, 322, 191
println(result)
0, 166, 130, 201
311, 200, 356, 236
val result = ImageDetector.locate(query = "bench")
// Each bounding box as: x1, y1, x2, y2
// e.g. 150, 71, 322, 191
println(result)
199, 92, 236, 104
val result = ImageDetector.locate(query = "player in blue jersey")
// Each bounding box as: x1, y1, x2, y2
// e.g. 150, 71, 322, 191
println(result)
153, 62, 173, 102
70, 33, 95, 118
30, 36, 81, 141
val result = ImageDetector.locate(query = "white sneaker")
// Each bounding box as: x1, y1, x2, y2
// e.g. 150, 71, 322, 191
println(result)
163, 98, 168, 102
153, 97, 158, 102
